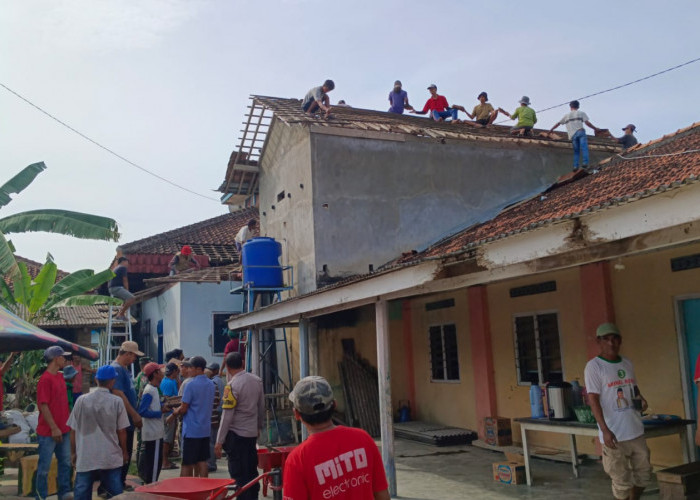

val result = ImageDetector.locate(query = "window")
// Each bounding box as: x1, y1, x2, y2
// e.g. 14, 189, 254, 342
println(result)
429, 324, 460, 381
212, 313, 235, 355
514, 312, 563, 385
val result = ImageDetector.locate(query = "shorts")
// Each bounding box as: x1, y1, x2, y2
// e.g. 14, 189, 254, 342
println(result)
182, 437, 210, 465
109, 286, 135, 301
602, 435, 651, 499
476, 118, 489, 126
163, 416, 176, 444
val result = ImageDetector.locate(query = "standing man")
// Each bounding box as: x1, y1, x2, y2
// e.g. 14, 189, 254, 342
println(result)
108, 257, 136, 321
137, 362, 166, 484
160, 362, 180, 470
283, 376, 390, 500
171, 356, 215, 478
585, 323, 651, 500
35, 346, 72, 500
215, 352, 265, 500
549, 100, 601, 171
235, 219, 258, 260
411, 84, 459, 123
301, 80, 335, 118
62, 365, 78, 411
169, 245, 201, 276
205, 362, 225, 472
111, 341, 144, 490
69, 365, 130, 500
387, 80, 413, 114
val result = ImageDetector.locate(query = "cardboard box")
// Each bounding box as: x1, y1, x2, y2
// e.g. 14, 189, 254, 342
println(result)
19, 454, 59, 497
493, 462, 526, 485
484, 416, 512, 446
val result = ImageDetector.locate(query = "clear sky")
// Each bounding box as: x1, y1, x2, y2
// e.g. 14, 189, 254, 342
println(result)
2, 0, 699, 273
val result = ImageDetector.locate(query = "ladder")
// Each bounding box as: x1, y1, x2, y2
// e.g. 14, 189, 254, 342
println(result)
105, 304, 134, 377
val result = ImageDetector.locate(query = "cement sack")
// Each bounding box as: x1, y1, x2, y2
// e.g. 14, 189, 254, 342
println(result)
4, 409, 31, 444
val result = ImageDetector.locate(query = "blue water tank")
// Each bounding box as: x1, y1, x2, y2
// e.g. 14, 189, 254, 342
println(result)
242, 237, 283, 288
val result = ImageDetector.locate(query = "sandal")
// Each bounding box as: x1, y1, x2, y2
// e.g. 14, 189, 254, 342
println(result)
162, 463, 179, 470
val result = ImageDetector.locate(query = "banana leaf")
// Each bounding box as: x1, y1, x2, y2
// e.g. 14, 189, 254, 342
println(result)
0, 209, 120, 242
0, 162, 46, 209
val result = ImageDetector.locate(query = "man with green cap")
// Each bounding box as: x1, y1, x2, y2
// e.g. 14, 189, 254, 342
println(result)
584, 323, 651, 500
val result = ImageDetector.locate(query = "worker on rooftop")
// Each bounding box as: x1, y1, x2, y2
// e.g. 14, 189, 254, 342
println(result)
453, 91, 501, 127
388, 80, 413, 114
499, 96, 537, 136
169, 245, 201, 276
301, 80, 334, 118
235, 219, 258, 263
549, 100, 602, 171
613, 124, 639, 150
411, 84, 459, 123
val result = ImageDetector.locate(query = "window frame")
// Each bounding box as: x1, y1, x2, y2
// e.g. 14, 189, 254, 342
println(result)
512, 310, 564, 386
428, 322, 461, 384
211, 311, 236, 356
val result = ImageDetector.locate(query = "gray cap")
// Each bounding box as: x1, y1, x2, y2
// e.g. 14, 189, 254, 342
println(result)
596, 322, 621, 338
206, 362, 220, 372
519, 96, 531, 105
44, 345, 70, 361
427, 83, 437, 90
62, 365, 77, 380
289, 376, 334, 415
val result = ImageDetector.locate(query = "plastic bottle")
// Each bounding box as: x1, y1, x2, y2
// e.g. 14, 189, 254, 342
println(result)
571, 379, 583, 408
530, 384, 545, 418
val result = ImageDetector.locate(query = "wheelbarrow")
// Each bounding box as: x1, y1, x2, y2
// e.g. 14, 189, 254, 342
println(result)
257, 446, 295, 497
134, 470, 282, 500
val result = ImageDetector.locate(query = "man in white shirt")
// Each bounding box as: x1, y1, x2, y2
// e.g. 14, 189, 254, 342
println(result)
234, 219, 258, 261
549, 100, 601, 171
585, 323, 650, 500
69, 365, 130, 500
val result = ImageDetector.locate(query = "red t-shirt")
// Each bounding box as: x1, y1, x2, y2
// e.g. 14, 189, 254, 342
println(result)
694, 353, 700, 383
36, 371, 70, 436
420, 95, 449, 113
282, 426, 388, 500
224, 338, 240, 357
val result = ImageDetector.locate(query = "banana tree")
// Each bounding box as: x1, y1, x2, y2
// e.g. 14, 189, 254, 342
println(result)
0, 162, 120, 280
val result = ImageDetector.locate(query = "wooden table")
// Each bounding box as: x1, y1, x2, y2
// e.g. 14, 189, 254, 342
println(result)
515, 417, 695, 486
0, 443, 39, 463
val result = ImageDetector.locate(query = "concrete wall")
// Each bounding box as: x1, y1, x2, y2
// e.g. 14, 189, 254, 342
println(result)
142, 285, 181, 361
310, 131, 611, 281
258, 120, 317, 294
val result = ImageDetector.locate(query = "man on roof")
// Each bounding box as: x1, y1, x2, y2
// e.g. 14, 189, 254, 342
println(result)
302, 80, 335, 118
388, 80, 413, 114
169, 245, 201, 276
411, 84, 460, 123
453, 91, 501, 127
499, 96, 537, 136
235, 219, 258, 263
549, 100, 601, 171
612, 124, 639, 150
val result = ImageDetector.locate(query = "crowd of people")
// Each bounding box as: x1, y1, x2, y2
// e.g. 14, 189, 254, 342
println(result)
302, 79, 639, 173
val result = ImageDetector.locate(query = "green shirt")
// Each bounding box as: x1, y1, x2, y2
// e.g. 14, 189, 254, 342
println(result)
511, 106, 537, 127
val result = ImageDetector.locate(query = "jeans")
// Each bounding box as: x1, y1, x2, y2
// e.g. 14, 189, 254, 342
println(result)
432, 109, 458, 121
572, 128, 589, 168
35, 434, 71, 500
74, 467, 122, 500
223, 431, 259, 500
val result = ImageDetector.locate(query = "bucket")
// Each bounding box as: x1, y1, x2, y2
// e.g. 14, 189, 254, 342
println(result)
242, 237, 283, 288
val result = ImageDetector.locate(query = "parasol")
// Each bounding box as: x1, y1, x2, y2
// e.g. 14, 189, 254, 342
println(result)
0, 305, 99, 360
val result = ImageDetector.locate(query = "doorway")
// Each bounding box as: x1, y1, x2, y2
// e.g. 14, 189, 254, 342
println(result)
676, 296, 700, 460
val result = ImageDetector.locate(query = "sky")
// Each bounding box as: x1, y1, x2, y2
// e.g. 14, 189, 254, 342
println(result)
2, 0, 700, 273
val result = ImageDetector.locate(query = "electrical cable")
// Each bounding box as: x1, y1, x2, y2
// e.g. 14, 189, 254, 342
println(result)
495, 56, 700, 124
0, 82, 221, 202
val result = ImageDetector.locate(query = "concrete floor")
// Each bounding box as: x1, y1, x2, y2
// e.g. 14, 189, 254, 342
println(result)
0, 438, 660, 499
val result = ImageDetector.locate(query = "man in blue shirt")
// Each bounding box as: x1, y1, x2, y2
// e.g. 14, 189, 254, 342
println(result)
170, 356, 214, 477
388, 80, 413, 114
110, 341, 144, 490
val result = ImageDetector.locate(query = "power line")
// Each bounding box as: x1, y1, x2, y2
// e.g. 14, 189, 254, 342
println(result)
0, 82, 221, 203
496, 56, 700, 124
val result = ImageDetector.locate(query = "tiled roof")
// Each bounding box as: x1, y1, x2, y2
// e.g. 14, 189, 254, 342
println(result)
119, 208, 259, 272
250, 95, 620, 151
144, 264, 241, 286
400, 121, 700, 261
3, 255, 69, 286
37, 304, 136, 328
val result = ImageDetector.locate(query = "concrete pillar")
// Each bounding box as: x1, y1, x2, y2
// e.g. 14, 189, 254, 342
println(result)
299, 318, 310, 441
401, 300, 416, 415
468, 286, 498, 439
250, 328, 260, 376
579, 262, 616, 359
376, 300, 397, 497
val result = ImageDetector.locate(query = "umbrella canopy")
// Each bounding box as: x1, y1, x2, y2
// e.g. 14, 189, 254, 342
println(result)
0, 306, 99, 360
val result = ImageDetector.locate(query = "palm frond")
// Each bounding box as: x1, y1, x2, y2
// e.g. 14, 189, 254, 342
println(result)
0, 209, 120, 242
0, 162, 46, 209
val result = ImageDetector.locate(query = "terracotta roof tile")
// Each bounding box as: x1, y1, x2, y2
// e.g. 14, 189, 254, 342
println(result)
3, 255, 69, 287
37, 304, 135, 328
401, 121, 700, 262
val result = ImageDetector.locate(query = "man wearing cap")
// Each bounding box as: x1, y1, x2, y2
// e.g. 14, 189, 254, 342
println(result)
549, 100, 601, 171
169, 245, 201, 276
585, 323, 651, 500
170, 356, 215, 477
453, 92, 501, 127
302, 80, 335, 118
137, 362, 167, 484
215, 352, 264, 500
68, 365, 130, 500
387, 80, 413, 114
615, 124, 639, 150
109, 257, 135, 321
111, 340, 144, 489
499, 96, 537, 136
35, 346, 72, 500
160, 362, 180, 470
412, 84, 459, 123
283, 376, 389, 500
205, 362, 225, 472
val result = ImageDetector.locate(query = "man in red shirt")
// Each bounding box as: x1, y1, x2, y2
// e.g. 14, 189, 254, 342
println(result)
35, 346, 72, 500
411, 84, 459, 123
283, 376, 389, 500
